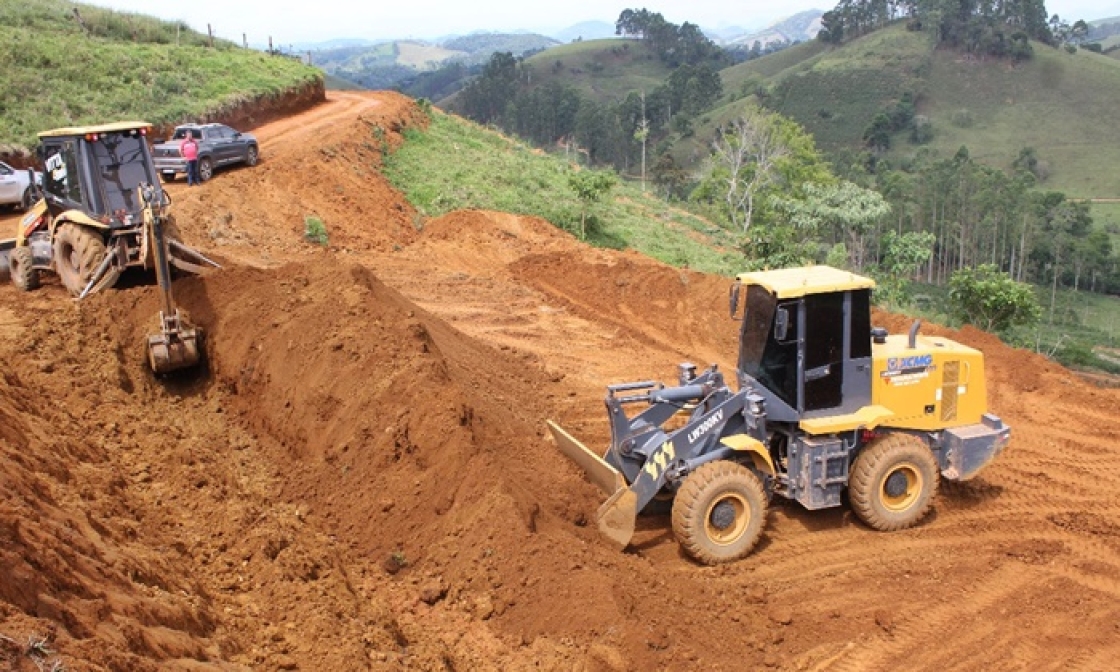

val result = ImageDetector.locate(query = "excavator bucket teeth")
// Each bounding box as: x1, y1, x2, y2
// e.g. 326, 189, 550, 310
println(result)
547, 420, 627, 495
147, 327, 201, 374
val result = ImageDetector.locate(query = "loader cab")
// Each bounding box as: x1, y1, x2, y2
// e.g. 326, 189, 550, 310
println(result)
732, 266, 875, 422
37, 122, 160, 226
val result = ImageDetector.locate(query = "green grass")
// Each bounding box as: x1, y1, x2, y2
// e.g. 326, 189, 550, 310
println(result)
916, 43, 1120, 197
702, 27, 931, 154
521, 39, 673, 104
0, 0, 321, 151
381, 110, 745, 275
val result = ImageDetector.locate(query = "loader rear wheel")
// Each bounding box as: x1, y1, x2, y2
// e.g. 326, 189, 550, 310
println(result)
53, 224, 119, 296
849, 433, 939, 532
672, 460, 768, 565
9, 246, 40, 291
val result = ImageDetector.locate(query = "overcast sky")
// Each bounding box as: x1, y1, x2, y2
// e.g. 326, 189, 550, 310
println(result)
88, 1, 1120, 44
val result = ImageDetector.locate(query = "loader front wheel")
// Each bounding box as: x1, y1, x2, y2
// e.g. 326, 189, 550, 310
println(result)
9, 246, 40, 291
54, 224, 118, 296
849, 433, 939, 532
672, 460, 768, 565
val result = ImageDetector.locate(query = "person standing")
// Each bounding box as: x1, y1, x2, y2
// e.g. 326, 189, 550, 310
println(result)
180, 131, 200, 186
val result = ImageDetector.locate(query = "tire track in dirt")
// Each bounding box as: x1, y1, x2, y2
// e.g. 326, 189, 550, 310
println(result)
822, 566, 1037, 671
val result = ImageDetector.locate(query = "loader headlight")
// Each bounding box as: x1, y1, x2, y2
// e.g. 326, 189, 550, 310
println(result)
747, 393, 765, 417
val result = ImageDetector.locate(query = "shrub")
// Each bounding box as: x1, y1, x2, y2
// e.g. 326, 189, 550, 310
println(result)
303, 216, 328, 246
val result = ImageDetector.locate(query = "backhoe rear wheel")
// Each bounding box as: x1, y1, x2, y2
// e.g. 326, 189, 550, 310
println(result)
9, 246, 40, 291
849, 433, 939, 532
53, 224, 119, 296
672, 460, 768, 565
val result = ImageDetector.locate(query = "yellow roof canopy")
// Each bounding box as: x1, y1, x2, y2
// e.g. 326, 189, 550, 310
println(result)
736, 265, 875, 299
38, 121, 152, 139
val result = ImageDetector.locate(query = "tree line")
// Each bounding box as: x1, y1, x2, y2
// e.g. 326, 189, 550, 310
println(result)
818, 0, 1062, 60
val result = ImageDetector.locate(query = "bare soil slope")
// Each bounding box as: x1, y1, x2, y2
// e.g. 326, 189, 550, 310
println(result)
1, 91, 1118, 671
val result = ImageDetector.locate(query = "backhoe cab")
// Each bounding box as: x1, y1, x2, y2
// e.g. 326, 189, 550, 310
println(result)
549, 265, 1010, 565
0, 121, 220, 373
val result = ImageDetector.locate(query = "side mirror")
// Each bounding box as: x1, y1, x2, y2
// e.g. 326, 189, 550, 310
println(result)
728, 280, 741, 319
233, 132, 242, 139
774, 307, 789, 341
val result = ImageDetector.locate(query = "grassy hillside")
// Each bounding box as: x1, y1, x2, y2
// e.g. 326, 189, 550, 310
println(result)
0, 0, 321, 152
521, 39, 673, 104
703, 23, 1120, 198
710, 26, 931, 152
382, 110, 744, 275
919, 44, 1120, 197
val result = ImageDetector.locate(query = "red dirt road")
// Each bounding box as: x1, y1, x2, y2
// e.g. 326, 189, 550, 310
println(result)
1, 92, 1118, 671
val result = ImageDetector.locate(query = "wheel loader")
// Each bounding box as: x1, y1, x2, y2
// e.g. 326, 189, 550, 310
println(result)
548, 265, 1011, 565
0, 121, 220, 373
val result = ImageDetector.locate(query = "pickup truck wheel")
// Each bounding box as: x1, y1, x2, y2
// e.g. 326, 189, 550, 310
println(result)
9, 246, 40, 291
849, 433, 939, 532
672, 460, 768, 565
20, 187, 36, 211
246, 145, 259, 166
198, 157, 213, 182
53, 224, 119, 296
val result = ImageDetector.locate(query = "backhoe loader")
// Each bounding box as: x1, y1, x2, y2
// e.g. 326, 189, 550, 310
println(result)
548, 265, 1011, 565
0, 121, 220, 373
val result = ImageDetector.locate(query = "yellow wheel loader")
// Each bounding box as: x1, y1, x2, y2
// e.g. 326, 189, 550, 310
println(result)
0, 122, 220, 373
549, 266, 1011, 565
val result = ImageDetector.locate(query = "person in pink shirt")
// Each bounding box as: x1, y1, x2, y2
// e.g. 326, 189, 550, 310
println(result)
179, 131, 200, 186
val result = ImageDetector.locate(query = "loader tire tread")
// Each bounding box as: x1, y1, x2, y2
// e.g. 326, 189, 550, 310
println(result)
672, 460, 767, 565
849, 432, 939, 532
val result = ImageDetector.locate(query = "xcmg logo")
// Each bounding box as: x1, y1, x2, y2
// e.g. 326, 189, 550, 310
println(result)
887, 354, 933, 371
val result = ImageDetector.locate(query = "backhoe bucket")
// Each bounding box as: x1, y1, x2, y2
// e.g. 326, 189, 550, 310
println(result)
547, 420, 637, 549
147, 310, 201, 374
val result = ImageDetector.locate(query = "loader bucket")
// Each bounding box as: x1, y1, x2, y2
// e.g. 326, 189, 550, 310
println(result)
547, 420, 637, 549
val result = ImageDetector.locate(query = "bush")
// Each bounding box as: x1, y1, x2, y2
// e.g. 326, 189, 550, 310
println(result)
303, 216, 328, 246
948, 264, 1041, 333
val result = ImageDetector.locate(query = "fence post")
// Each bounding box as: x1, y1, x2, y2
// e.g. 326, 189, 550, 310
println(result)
207, 23, 214, 48
269, 36, 274, 54
243, 33, 248, 49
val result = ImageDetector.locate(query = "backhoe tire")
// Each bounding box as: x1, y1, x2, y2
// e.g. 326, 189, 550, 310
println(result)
53, 224, 118, 296
9, 246, 40, 291
672, 460, 768, 565
849, 433, 939, 532
198, 157, 213, 182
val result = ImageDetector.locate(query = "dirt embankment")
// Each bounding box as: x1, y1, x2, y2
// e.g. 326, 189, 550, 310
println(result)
2, 91, 1120, 671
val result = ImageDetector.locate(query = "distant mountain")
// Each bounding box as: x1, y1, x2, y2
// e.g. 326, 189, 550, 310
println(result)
551, 21, 617, 43
704, 25, 756, 42
313, 32, 559, 92
725, 9, 823, 47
